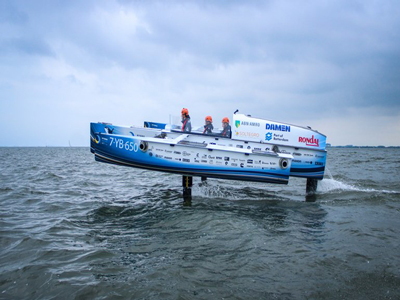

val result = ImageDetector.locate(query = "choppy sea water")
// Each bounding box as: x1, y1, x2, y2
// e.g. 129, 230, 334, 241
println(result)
1, 147, 400, 299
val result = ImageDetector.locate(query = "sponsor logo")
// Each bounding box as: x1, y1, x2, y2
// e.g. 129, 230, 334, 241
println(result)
235, 120, 240, 128
231, 163, 238, 167
156, 154, 163, 158
315, 162, 323, 166
224, 157, 230, 161
183, 151, 191, 156
239, 121, 260, 127
246, 165, 253, 168
155, 148, 164, 152
216, 161, 223, 165
272, 133, 289, 142
174, 151, 181, 155
202, 154, 207, 159
265, 132, 272, 141
93, 135, 101, 144
293, 152, 302, 156
293, 160, 301, 163
236, 132, 260, 139
175, 158, 181, 161
254, 160, 261, 165
239, 159, 245, 162
216, 156, 223, 160
201, 160, 208, 163
304, 153, 313, 157
236, 145, 243, 149
208, 155, 215, 159
240, 163, 244, 168
165, 150, 172, 153
194, 158, 200, 163
254, 147, 261, 151
164, 156, 172, 160
266, 123, 291, 132
247, 159, 253, 164
299, 135, 319, 147
315, 154, 325, 158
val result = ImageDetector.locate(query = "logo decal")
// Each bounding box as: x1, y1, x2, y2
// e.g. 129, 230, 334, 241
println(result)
235, 120, 240, 128
265, 132, 272, 141
298, 135, 320, 147
266, 123, 291, 132
240, 121, 260, 127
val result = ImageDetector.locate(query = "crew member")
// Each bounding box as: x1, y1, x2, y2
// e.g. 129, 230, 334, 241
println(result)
221, 117, 231, 138
203, 115, 213, 134
181, 108, 192, 132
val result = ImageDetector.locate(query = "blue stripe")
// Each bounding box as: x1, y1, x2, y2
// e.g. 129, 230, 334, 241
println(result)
290, 166, 325, 173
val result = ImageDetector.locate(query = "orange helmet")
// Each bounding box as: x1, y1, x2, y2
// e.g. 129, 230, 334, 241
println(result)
205, 115, 212, 122
181, 108, 189, 116
222, 117, 229, 124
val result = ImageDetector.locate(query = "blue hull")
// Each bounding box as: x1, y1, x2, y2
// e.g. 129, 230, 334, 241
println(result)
90, 112, 329, 185
90, 123, 291, 184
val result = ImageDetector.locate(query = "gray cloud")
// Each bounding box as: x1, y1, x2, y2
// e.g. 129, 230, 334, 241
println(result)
1, 0, 400, 146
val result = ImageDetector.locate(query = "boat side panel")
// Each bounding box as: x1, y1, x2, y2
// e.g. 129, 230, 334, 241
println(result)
231, 114, 327, 150
92, 122, 327, 180
90, 126, 290, 184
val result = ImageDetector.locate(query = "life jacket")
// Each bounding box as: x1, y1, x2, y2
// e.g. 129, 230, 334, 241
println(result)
203, 123, 214, 134
182, 119, 188, 132
181, 116, 191, 132
222, 125, 231, 137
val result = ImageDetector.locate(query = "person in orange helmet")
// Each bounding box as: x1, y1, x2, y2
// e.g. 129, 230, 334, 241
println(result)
203, 115, 214, 135
221, 117, 231, 138
181, 108, 192, 132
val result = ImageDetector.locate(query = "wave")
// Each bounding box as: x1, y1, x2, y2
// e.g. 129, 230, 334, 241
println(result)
192, 184, 243, 200
318, 178, 399, 194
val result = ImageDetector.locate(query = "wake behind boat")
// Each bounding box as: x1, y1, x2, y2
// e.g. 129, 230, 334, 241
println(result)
90, 111, 327, 199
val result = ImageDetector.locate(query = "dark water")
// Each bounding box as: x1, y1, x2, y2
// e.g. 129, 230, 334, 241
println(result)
1, 147, 400, 299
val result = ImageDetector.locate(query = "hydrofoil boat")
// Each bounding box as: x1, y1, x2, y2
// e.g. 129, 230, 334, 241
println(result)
90, 111, 327, 199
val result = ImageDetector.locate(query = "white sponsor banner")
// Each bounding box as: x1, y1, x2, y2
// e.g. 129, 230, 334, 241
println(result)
231, 114, 326, 150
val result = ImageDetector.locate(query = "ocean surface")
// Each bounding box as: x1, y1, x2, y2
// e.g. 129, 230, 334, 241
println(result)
1, 147, 400, 299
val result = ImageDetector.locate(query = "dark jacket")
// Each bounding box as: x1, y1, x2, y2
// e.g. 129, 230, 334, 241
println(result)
203, 123, 214, 134
181, 116, 192, 132
221, 125, 231, 138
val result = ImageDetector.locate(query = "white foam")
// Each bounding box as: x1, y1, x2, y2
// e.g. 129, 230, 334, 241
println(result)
192, 184, 243, 200
318, 178, 399, 194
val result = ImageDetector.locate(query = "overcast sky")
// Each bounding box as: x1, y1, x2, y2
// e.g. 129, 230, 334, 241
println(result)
1, 0, 399, 146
